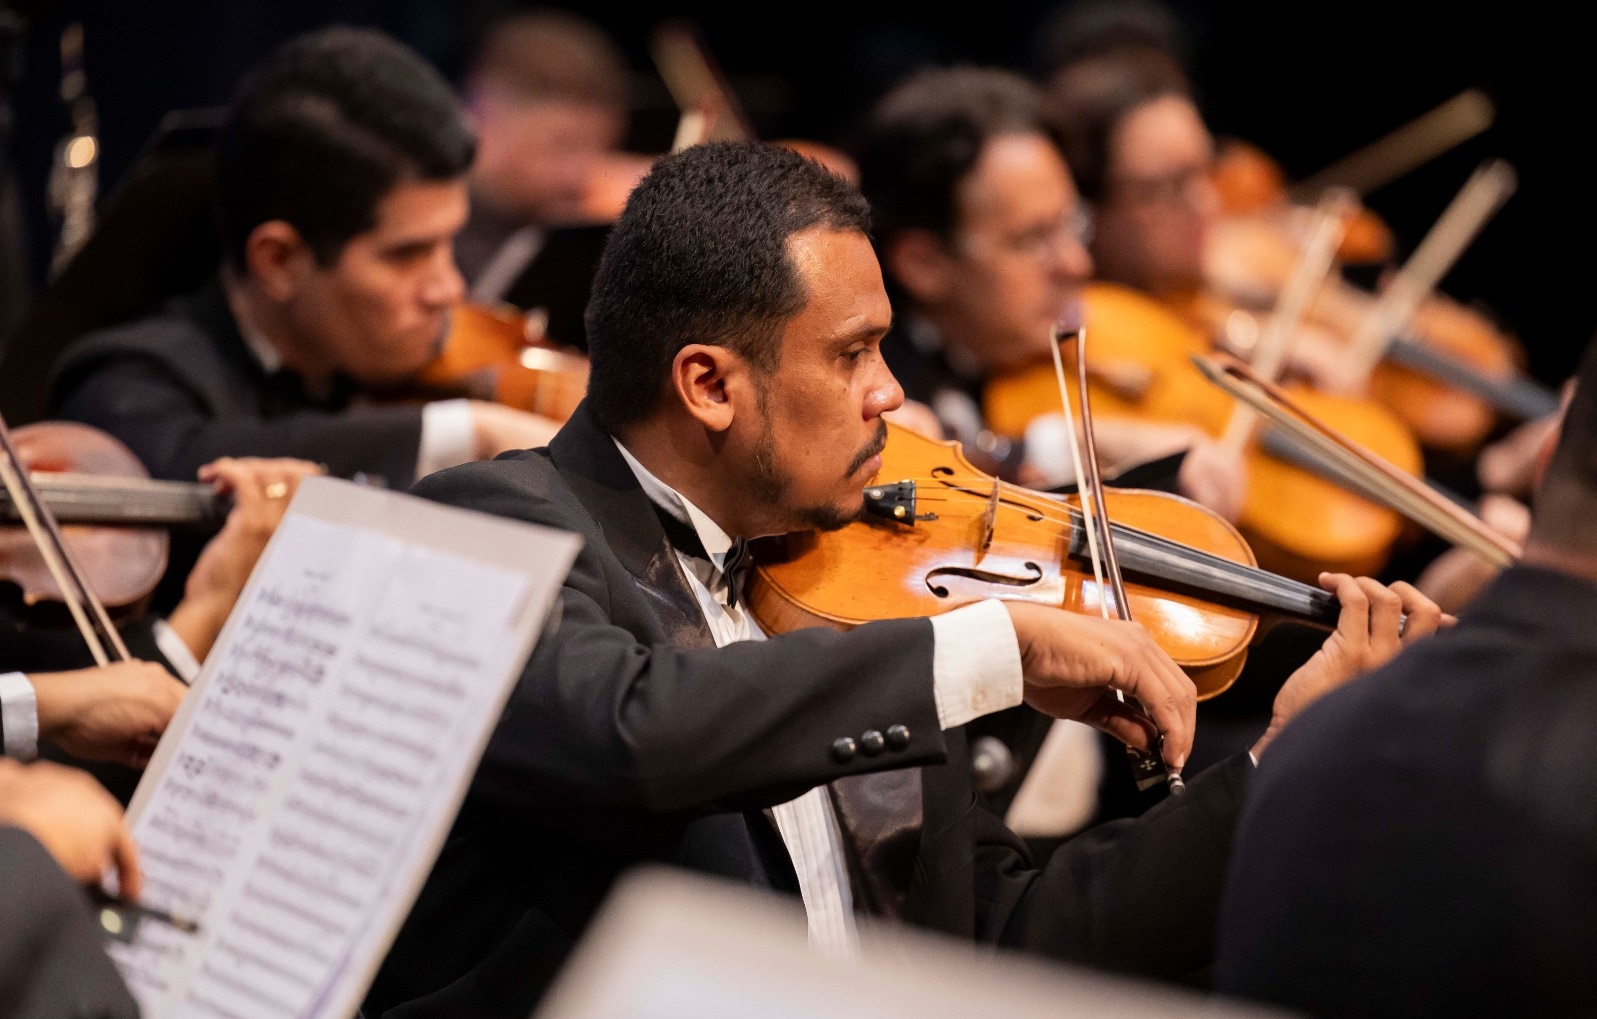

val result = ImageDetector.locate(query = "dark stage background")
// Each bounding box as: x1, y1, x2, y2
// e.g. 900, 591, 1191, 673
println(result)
1, 1, 1586, 386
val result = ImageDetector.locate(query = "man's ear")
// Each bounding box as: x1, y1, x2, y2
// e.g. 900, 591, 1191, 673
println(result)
243, 220, 316, 302
670, 343, 744, 433
886, 228, 958, 305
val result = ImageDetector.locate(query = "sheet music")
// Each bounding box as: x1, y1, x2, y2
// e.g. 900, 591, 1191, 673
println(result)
109, 476, 580, 1019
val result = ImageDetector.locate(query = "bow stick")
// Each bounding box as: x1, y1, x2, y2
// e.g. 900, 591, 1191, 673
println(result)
0, 410, 129, 664
1050, 317, 1187, 795
1195, 353, 1519, 567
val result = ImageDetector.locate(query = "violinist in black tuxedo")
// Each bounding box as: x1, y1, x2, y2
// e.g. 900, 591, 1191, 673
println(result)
365, 141, 1443, 1019
50, 28, 559, 497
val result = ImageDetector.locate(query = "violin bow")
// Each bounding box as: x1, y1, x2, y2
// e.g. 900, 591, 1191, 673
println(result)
1219, 188, 1356, 459
1292, 89, 1495, 201
649, 20, 754, 150
1342, 160, 1517, 384
1195, 352, 1519, 567
0, 410, 129, 665
1049, 317, 1187, 795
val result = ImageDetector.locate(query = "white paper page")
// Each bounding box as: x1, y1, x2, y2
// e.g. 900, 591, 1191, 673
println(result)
109, 477, 579, 1019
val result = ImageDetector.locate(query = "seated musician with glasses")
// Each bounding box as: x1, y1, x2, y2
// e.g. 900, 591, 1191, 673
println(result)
364, 140, 1443, 1018
1044, 45, 1352, 399
854, 66, 1247, 522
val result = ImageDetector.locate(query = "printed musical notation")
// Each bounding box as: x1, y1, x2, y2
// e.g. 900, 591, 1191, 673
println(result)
110, 478, 579, 1019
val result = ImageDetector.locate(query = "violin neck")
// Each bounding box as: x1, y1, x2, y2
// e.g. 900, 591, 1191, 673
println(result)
1081, 521, 1342, 628
0, 475, 228, 530
1384, 337, 1560, 422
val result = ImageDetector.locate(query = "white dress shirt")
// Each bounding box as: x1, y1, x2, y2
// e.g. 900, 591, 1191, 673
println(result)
0, 621, 200, 761
228, 286, 477, 481
614, 441, 1023, 959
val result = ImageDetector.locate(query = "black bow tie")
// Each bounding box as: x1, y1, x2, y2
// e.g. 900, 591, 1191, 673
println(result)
654, 506, 751, 609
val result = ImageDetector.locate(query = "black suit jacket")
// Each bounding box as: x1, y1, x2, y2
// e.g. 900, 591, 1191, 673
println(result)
365, 401, 1251, 1018
0, 827, 138, 1019
1216, 566, 1597, 1018
48, 278, 423, 489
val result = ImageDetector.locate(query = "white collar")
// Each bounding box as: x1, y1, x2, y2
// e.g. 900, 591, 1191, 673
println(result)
613, 438, 739, 570
223, 279, 284, 373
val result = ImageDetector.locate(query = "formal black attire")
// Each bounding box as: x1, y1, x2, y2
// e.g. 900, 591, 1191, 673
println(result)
48, 277, 423, 490
0, 827, 138, 1019
364, 400, 1252, 1018
1216, 566, 1597, 1017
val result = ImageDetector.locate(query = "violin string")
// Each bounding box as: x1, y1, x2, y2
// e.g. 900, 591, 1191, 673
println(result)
894, 488, 1330, 609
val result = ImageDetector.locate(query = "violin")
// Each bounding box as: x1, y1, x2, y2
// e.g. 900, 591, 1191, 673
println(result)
982, 282, 1424, 581
1206, 210, 1553, 452
0, 421, 223, 621
404, 302, 589, 422
747, 421, 1343, 700
1213, 139, 1393, 265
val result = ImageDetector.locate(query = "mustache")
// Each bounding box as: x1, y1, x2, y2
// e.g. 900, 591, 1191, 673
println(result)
844, 421, 890, 477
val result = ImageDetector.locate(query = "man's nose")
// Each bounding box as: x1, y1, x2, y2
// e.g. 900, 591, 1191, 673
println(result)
423, 249, 466, 309
866, 365, 905, 418
1051, 235, 1094, 285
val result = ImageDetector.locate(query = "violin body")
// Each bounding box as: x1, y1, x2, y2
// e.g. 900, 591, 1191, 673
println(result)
1208, 213, 1531, 451
747, 422, 1259, 698
409, 302, 589, 421
0, 422, 170, 612
1212, 139, 1393, 265
983, 282, 1423, 581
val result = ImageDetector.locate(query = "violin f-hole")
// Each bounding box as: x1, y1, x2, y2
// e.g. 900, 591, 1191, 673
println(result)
925, 561, 1044, 598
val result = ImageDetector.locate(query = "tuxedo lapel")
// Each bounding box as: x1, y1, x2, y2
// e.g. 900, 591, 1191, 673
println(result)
548, 402, 715, 650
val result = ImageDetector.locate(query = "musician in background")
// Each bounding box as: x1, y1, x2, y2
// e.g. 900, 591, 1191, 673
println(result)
455, 10, 630, 308
1217, 337, 1597, 1017
1043, 47, 1352, 394
853, 66, 1246, 521
47, 27, 558, 495
2, 455, 317, 768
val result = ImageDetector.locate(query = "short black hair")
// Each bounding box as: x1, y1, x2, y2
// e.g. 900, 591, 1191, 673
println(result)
852, 67, 1048, 247
584, 141, 871, 433
1532, 339, 1597, 552
1044, 46, 1191, 204
216, 26, 476, 268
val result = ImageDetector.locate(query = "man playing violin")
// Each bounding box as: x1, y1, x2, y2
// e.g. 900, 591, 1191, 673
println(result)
365, 140, 1444, 1018
854, 66, 1247, 522
48, 28, 559, 496
2, 455, 317, 770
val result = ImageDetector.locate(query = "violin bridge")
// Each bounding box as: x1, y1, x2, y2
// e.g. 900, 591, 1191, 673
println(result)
863, 481, 936, 525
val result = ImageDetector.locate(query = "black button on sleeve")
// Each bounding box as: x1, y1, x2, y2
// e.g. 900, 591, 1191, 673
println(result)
859, 730, 885, 755
885, 724, 911, 750
831, 737, 858, 763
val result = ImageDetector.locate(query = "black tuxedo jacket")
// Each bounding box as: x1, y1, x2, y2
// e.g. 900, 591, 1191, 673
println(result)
365, 401, 1251, 1018
48, 278, 423, 490
1217, 566, 1597, 1018
0, 827, 138, 1019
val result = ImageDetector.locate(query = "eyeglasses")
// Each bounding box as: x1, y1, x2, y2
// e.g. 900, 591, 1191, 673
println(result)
1107, 159, 1217, 209
956, 204, 1094, 263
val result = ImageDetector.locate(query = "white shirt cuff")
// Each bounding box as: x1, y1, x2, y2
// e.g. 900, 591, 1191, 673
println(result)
416, 399, 477, 479
929, 600, 1023, 729
153, 619, 203, 685
0, 672, 40, 760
